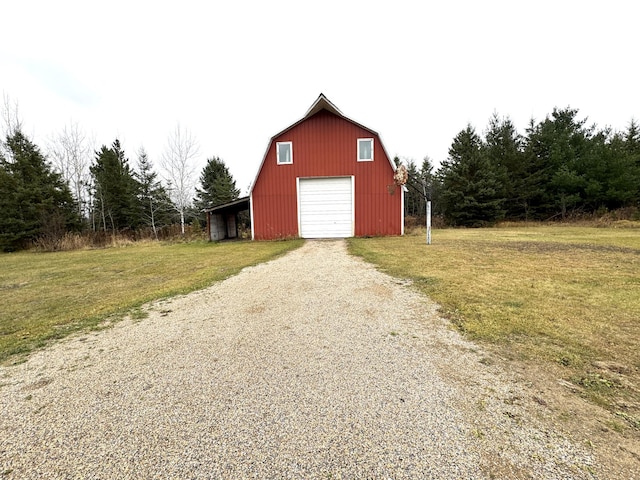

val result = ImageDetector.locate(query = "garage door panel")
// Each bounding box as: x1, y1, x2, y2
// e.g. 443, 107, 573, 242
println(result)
298, 177, 353, 238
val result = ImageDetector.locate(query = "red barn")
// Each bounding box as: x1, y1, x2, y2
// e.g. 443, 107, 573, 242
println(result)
249, 94, 404, 240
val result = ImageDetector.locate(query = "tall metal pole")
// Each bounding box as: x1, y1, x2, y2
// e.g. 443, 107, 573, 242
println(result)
423, 179, 432, 245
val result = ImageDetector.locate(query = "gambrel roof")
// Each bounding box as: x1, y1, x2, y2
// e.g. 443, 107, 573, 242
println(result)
249, 93, 395, 194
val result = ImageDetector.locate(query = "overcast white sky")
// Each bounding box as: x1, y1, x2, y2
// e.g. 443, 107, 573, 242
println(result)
2, 0, 638, 195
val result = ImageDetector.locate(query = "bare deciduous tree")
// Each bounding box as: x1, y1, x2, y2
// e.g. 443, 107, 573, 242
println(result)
1, 93, 23, 156
48, 121, 94, 219
160, 124, 199, 235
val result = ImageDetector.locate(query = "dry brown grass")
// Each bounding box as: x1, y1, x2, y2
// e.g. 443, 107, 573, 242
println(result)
30, 224, 209, 252
348, 226, 640, 429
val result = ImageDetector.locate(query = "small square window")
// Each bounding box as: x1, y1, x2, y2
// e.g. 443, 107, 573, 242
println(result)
277, 141, 293, 165
357, 138, 373, 162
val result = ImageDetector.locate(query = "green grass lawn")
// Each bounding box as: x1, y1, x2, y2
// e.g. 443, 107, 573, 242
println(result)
349, 226, 640, 426
0, 239, 303, 363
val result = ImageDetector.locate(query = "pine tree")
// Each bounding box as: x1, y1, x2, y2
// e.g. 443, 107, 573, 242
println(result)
420, 156, 435, 193
194, 156, 240, 211
404, 159, 423, 217
421, 156, 443, 215
602, 120, 640, 207
523, 108, 592, 218
90, 140, 141, 233
624, 118, 640, 157
438, 125, 505, 226
136, 148, 174, 239
520, 118, 554, 219
484, 113, 524, 218
0, 130, 78, 250
623, 119, 640, 204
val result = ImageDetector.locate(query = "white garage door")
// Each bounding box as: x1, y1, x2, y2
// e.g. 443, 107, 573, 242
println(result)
298, 177, 354, 239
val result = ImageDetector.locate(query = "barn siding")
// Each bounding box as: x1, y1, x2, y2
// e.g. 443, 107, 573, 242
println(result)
252, 110, 402, 240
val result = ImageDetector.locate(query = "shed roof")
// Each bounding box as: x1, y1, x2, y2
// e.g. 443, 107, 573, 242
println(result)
203, 196, 250, 214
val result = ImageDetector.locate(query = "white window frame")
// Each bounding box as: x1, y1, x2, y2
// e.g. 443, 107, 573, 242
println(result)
357, 138, 374, 162
276, 141, 293, 165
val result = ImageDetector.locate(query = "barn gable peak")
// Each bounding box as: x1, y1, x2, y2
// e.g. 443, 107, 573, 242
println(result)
304, 93, 343, 119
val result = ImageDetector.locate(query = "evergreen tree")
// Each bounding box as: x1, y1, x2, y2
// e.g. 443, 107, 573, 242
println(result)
576, 129, 607, 210
438, 125, 505, 226
90, 139, 141, 232
0, 130, 78, 250
624, 118, 640, 157
401, 156, 440, 220
420, 156, 435, 194
575, 127, 636, 211
136, 148, 174, 239
0, 154, 21, 249
484, 113, 525, 218
520, 118, 555, 219
523, 108, 593, 218
421, 156, 443, 215
194, 156, 240, 211
404, 159, 423, 217
623, 119, 640, 204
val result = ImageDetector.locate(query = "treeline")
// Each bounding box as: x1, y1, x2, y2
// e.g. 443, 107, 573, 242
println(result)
3, 102, 638, 251
404, 108, 640, 226
0, 123, 240, 251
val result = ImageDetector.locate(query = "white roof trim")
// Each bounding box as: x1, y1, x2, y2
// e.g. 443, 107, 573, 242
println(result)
304, 93, 343, 118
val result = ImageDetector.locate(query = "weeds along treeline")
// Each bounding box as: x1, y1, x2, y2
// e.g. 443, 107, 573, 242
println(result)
403, 108, 640, 227
0, 121, 242, 252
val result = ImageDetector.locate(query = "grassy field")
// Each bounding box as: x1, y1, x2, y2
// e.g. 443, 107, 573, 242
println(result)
348, 226, 640, 427
0, 239, 303, 363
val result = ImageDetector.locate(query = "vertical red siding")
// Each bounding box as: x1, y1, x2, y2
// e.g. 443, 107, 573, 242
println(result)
252, 110, 402, 240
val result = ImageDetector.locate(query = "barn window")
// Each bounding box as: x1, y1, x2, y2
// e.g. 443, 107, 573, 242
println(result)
277, 141, 293, 164
357, 138, 374, 162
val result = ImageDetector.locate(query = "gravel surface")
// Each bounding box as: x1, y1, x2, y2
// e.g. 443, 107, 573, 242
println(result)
0, 240, 597, 479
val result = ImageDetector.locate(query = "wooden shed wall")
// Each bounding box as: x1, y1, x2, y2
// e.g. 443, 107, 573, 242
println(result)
251, 110, 402, 240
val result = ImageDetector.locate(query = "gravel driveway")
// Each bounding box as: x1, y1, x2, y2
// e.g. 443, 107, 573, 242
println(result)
1, 240, 596, 479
